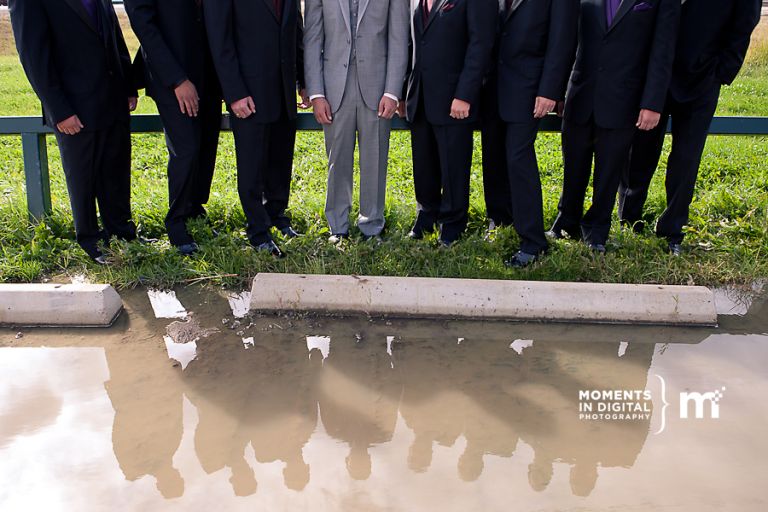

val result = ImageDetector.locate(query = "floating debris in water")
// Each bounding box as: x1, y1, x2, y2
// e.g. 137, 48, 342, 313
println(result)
510, 339, 534, 355
226, 291, 252, 318
163, 335, 197, 370
618, 341, 629, 357
147, 289, 187, 319
307, 336, 331, 361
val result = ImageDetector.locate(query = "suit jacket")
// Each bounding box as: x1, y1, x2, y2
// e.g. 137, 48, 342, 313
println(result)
204, 0, 305, 123
563, 0, 680, 129
9, 0, 137, 130
669, 0, 761, 103
304, 0, 410, 112
406, 0, 498, 125
495, 0, 579, 123
125, 0, 221, 105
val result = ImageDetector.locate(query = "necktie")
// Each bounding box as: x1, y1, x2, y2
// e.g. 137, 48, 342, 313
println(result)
605, 0, 621, 26
505, 0, 513, 12
81, 0, 99, 27
426, 0, 435, 14
274, 0, 282, 21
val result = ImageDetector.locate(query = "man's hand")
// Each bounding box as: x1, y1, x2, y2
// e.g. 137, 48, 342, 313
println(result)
396, 100, 406, 118
449, 99, 470, 120
56, 115, 84, 136
636, 109, 661, 131
311, 97, 333, 125
128, 97, 139, 112
231, 96, 256, 119
298, 89, 310, 109
175, 80, 199, 117
533, 96, 556, 119
378, 96, 398, 120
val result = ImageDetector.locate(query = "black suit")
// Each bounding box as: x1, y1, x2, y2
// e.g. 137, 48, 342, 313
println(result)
204, 0, 305, 245
551, 0, 679, 245
10, 0, 137, 258
619, 0, 761, 244
125, 0, 223, 247
406, 0, 497, 243
483, 0, 578, 254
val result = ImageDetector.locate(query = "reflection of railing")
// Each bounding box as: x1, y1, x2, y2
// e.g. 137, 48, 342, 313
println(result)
1, 113, 768, 219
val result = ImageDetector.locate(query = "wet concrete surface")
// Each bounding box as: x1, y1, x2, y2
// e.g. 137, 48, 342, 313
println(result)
1, 286, 767, 511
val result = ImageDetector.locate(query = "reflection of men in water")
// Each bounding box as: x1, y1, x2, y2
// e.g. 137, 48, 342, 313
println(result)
518, 340, 656, 496
317, 335, 402, 480
184, 333, 319, 494
398, 339, 467, 474
103, 301, 186, 499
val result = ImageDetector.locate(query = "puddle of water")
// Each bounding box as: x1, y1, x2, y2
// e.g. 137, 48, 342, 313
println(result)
147, 289, 188, 319
1, 286, 768, 511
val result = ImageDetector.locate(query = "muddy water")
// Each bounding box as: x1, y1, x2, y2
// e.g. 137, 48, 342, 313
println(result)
1, 287, 767, 512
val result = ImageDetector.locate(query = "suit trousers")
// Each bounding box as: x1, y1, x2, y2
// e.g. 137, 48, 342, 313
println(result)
618, 84, 721, 244
323, 63, 391, 237
156, 93, 222, 246
230, 97, 296, 246
505, 119, 548, 255
480, 110, 514, 226
54, 120, 136, 258
553, 116, 636, 245
410, 104, 474, 244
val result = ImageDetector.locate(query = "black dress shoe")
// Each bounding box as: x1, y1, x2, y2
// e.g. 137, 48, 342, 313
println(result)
505, 250, 538, 268
362, 233, 383, 243
280, 226, 301, 238
255, 240, 286, 258
668, 243, 682, 256
589, 243, 607, 255
137, 236, 159, 244
407, 230, 423, 240
92, 254, 108, 266
176, 243, 199, 256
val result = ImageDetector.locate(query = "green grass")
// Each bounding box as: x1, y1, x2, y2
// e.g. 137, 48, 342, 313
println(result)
0, 17, 767, 289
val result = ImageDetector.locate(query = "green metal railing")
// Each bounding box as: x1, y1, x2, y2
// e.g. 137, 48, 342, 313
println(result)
1, 113, 767, 220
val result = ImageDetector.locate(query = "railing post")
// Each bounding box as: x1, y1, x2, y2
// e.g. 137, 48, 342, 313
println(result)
21, 132, 51, 221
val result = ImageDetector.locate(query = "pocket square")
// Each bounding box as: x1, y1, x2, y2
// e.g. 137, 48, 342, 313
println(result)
633, 1, 653, 11
441, 2, 456, 12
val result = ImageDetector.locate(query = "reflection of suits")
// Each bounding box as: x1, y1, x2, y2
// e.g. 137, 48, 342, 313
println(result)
483, 0, 578, 254
304, 0, 409, 237
125, 0, 223, 246
204, 0, 305, 244
406, 0, 497, 243
552, 0, 680, 245
9, 0, 137, 256
619, 0, 761, 244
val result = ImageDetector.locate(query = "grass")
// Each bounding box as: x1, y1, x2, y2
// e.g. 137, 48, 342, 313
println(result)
0, 13, 766, 288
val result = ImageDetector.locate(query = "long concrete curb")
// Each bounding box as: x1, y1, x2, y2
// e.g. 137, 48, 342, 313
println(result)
250, 273, 718, 326
0, 284, 123, 327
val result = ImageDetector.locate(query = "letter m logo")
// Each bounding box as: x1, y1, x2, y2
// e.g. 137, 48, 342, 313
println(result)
679, 388, 725, 419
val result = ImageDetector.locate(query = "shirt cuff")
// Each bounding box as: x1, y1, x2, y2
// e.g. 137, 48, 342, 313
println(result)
309, 94, 325, 101
383, 93, 399, 102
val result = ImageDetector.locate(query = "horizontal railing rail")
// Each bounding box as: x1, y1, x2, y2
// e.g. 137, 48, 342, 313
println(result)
1, 113, 767, 219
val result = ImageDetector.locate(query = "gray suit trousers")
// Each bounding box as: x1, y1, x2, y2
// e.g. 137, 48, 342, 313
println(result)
323, 64, 391, 236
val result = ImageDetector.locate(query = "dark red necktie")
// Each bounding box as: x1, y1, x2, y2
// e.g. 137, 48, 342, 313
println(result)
506, 0, 513, 11
274, 0, 282, 21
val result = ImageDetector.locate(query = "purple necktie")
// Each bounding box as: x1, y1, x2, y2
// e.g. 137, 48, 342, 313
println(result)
605, 0, 621, 26
81, 0, 99, 27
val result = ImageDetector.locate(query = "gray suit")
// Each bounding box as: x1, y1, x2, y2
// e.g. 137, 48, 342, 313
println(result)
304, 0, 409, 236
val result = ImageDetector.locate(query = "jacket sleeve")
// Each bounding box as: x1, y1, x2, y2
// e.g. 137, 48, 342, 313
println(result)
384, 0, 410, 99
124, 0, 187, 90
9, 0, 75, 124
203, 0, 250, 105
111, 5, 139, 98
296, 0, 306, 91
715, 0, 761, 86
639, 0, 680, 113
303, 0, 325, 97
454, 0, 497, 105
537, 0, 579, 101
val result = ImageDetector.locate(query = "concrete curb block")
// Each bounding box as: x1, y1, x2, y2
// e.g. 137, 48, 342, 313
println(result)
250, 273, 718, 326
0, 284, 123, 327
